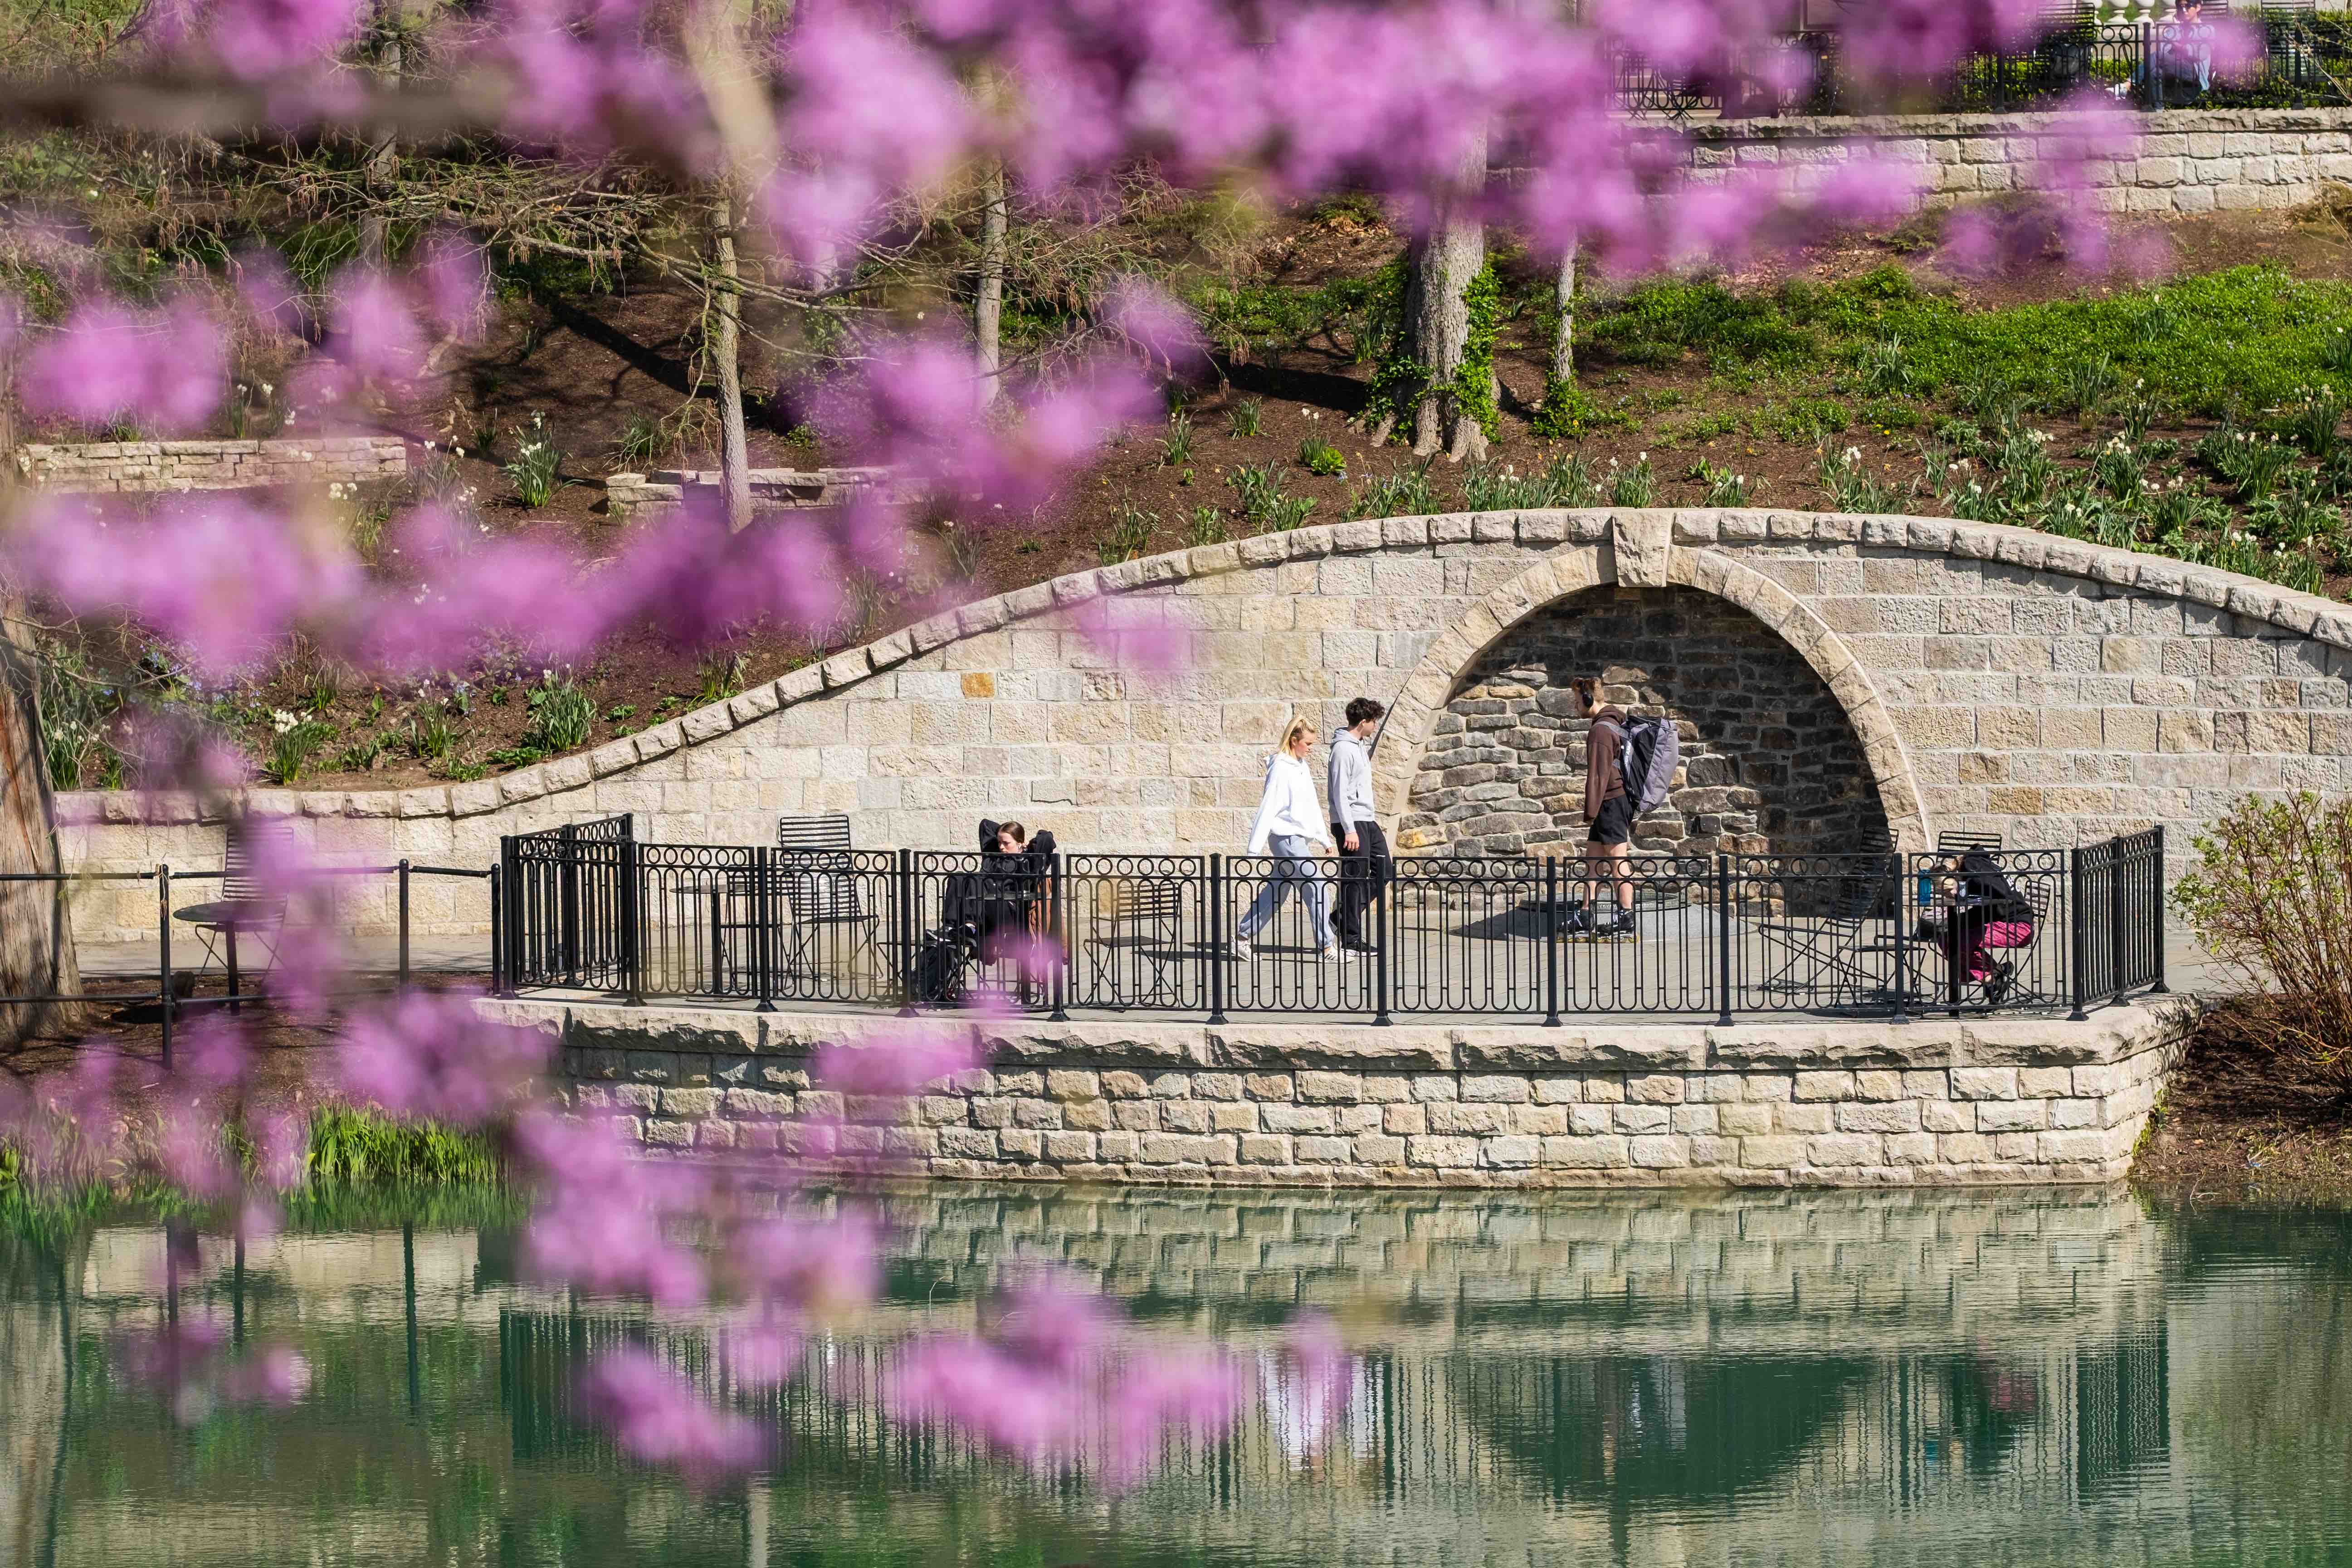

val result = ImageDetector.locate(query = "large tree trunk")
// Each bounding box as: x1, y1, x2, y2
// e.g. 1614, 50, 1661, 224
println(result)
710, 188, 754, 533
973, 161, 1008, 412
1406, 130, 1489, 464
0, 603, 83, 1046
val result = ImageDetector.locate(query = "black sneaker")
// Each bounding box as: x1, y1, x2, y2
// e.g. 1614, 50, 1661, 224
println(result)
1600, 911, 1638, 938
1560, 905, 1593, 935
1983, 960, 2015, 1005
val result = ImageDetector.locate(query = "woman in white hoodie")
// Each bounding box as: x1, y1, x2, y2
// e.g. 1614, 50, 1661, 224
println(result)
1235, 716, 1345, 961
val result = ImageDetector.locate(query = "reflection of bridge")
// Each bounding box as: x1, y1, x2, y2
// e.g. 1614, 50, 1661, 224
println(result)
6, 1187, 2331, 1568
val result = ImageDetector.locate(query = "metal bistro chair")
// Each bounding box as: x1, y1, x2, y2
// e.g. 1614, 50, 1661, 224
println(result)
1084, 876, 1190, 1009
1754, 831, 1898, 1004
771, 815, 878, 985
171, 818, 293, 1008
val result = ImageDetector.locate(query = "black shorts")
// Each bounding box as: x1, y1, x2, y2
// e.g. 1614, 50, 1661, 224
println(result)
1588, 795, 1635, 846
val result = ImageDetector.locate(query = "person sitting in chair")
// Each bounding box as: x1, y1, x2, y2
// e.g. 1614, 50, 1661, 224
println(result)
973, 820, 1058, 989
1932, 847, 2035, 1004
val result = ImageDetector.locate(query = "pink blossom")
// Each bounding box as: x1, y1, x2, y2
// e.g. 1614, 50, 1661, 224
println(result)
326, 267, 431, 386
732, 1209, 881, 1313
719, 1314, 805, 1390
157, 1101, 238, 1201
222, 1344, 314, 1405
339, 989, 551, 1127
514, 1110, 708, 1306
1103, 1352, 1247, 1483
893, 1336, 1082, 1457
205, 0, 367, 78
415, 234, 492, 342
19, 296, 228, 435
811, 1027, 981, 1097
581, 1348, 766, 1480
8, 493, 364, 679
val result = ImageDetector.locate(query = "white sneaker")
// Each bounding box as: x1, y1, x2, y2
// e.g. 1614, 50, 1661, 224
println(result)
1232, 937, 1253, 958
1323, 944, 1355, 962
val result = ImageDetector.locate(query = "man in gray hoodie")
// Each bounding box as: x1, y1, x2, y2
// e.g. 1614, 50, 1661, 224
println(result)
1327, 697, 1390, 952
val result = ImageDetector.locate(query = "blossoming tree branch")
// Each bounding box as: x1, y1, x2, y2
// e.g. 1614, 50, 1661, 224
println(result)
0, 0, 2120, 1480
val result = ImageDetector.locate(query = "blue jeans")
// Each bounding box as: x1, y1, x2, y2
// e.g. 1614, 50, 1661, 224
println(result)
1236, 835, 1333, 949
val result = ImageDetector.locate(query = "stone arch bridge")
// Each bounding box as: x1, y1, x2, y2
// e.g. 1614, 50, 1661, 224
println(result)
59, 508, 2352, 941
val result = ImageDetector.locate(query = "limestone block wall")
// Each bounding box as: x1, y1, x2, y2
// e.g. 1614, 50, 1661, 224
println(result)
55, 508, 2352, 946
13, 436, 407, 493
1407, 583, 1886, 858
1693, 106, 2352, 216
488, 994, 2195, 1188
605, 466, 898, 522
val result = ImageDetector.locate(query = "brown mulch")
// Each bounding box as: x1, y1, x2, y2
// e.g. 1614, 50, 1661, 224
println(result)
2132, 1001, 2352, 1207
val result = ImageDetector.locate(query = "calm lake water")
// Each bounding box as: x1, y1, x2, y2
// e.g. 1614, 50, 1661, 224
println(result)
5, 1184, 2350, 1568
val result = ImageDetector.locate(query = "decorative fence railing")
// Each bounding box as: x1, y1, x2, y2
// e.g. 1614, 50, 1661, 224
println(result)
1620, 15, 2352, 118
498, 823, 2169, 1023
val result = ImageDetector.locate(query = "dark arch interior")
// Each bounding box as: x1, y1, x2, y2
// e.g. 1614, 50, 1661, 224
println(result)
1402, 584, 1891, 860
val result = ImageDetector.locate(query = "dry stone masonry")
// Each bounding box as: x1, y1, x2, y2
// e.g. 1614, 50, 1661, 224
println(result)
1692, 106, 2352, 216
605, 465, 900, 522
55, 507, 2352, 948
1407, 584, 1887, 859
13, 436, 406, 493
488, 994, 2193, 1188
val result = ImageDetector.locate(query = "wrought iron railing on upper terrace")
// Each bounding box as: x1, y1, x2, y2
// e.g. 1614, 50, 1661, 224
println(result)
498, 818, 2170, 1024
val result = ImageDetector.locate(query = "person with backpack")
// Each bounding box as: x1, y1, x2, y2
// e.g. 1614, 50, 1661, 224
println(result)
1565, 677, 1676, 937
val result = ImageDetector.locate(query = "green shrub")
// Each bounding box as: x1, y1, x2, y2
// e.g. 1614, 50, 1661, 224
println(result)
1186, 506, 1229, 547
306, 1106, 499, 1185
1608, 453, 1655, 508
1160, 410, 1195, 467
1098, 501, 1156, 564
1226, 398, 1262, 438
264, 711, 334, 785
1346, 461, 1439, 519
1531, 377, 1633, 440
2176, 793, 2352, 1092
502, 411, 563, 507
1296, 436, 1347, 477
523, 671, 594, 751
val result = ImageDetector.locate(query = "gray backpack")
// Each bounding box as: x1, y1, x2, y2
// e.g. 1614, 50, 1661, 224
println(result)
1605, 714, 1678, 815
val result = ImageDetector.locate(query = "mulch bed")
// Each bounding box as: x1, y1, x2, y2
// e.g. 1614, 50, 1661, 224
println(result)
2132, 1001, 2352, 1206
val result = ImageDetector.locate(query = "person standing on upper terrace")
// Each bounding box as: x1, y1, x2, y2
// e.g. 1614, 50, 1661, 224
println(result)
1235, 715, 1345, 962
1568, 677, 1638, 938
1327, 697, 1390, 954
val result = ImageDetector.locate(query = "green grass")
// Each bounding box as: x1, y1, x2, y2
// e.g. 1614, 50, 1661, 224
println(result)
1586, 264, 2352, 422
305, 1107, 499, 1185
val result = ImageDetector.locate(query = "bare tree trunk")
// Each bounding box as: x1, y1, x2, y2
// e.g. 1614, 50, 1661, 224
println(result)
974, 161, 1007, 411
1407, 130, 1489, 464
1551, 244, 1576, 386
0, 603, 83, 1046
360, 0, 400, 265
710, 187, 753, 533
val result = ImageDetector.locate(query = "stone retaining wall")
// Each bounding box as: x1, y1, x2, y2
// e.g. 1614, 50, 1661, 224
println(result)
605, 466, 898, 522
1694, 106, 2352, 215
488, 995, 2196, 1188
12, 436, 407, 493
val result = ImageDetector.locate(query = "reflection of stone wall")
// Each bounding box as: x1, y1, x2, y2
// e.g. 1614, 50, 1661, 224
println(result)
1403, 586, 1888, 859
498, 994, 2195, 1188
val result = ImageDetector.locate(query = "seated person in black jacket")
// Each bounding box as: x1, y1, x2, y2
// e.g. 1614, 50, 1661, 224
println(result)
972, 819, 1056, 967
1930, 848, 2036, 1001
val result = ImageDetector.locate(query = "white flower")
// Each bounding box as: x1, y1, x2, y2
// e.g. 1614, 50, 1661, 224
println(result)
271, 709, 300, 734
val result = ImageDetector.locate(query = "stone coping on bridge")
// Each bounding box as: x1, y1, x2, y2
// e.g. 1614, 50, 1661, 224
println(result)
483, 992, 2198, 1190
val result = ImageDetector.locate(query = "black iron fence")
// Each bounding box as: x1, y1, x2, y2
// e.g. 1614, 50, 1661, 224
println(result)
0, 858, 494, 1070
1623, 14, 2352, 119
499, 823, 2169, 1024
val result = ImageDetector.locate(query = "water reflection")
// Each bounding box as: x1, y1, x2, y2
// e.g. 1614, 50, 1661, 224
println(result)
5, 1186, 2351, 1567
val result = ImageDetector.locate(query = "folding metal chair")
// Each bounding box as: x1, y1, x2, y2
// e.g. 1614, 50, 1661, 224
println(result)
172, 817, 292, 1006
1754, 839, 1898, 1004
1085, 877, 1188, 1009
